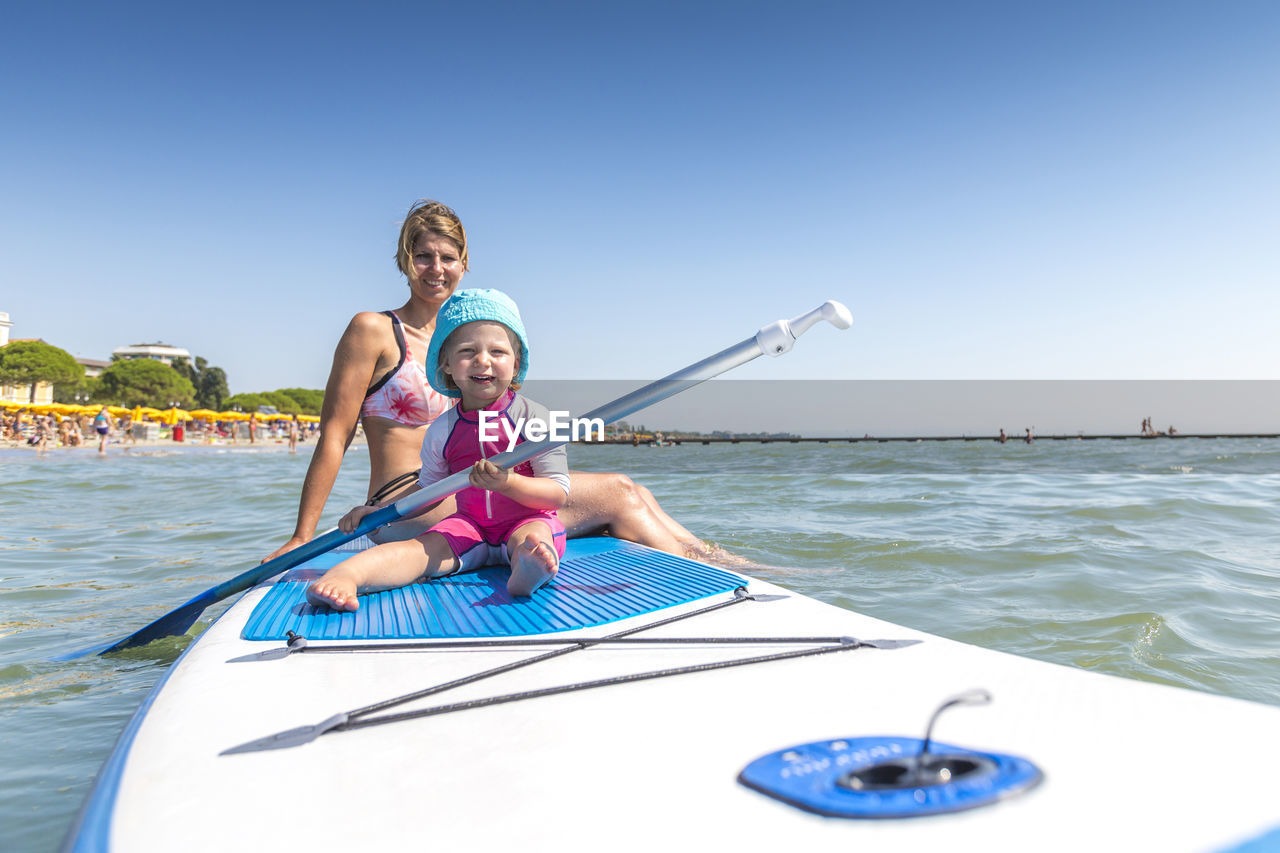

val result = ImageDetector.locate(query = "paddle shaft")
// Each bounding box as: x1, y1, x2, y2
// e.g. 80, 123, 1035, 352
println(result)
98, 301, 851, 654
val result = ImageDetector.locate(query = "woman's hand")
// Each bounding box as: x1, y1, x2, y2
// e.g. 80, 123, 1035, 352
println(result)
469, 459, 510, 493
339, 504, 378, 533
262, 535, 308, 563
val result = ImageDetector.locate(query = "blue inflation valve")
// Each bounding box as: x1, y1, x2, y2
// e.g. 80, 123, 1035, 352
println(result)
738, 690, 1043, 818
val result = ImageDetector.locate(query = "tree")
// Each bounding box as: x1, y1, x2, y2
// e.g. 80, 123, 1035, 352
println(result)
95, 359, 196, 408
277, 387, 324, 414
0, 341, 84, 403
226, 387, 324, 415
171, 355, 231, 410
197, 366, 230, 410
171, 356, 198, 386
224, 392, 271, 413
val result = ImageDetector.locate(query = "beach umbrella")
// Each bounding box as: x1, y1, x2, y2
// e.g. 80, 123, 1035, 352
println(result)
156, 407, 191, 425
188, 409, 220, 421
298, 414, 321, 423
218, 411, 250, 421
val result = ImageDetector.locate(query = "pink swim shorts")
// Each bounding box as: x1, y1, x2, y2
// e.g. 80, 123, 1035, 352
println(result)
427, 512, 566, 574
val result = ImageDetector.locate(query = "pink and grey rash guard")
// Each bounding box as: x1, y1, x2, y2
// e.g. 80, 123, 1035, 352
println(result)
418, 390, 570, 536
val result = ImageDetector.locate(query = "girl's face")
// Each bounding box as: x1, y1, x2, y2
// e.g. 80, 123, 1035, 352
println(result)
442, 321, 519, 410
408, 232, 465, 305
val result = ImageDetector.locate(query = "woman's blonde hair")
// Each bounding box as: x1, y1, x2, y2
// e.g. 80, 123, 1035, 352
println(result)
395, 199, 469, 276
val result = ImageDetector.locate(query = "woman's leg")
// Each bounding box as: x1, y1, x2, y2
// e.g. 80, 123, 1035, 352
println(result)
560, 470, 727, 556
370, 496, 459, 543
558, 470, 754, 567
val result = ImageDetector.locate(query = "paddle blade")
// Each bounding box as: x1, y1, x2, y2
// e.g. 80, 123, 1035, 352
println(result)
106, 604, 203, 653
53, 601, 204, 660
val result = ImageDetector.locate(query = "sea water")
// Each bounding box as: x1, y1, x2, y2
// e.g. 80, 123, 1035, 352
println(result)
2, 438, 1278, 851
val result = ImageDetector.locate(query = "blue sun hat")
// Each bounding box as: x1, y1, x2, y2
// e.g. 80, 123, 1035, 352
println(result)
426, 289, 530, 398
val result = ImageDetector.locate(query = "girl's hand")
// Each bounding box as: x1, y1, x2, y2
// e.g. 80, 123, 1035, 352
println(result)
339, 504, 377, 533
469, 460, 509, 492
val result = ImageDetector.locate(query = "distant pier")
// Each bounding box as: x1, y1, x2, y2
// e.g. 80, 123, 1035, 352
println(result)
586, 433, 1280, 446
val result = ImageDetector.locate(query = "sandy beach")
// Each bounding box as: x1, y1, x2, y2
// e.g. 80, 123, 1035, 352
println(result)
3, 430, 365, 454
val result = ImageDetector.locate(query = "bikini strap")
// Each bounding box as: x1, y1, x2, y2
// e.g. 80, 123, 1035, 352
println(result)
366, 469, 422, 506
364, 310, 409, 398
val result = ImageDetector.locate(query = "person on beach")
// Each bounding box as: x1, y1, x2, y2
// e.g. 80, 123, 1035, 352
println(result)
265, 199, 730, 565
287, 415, 299, 454
307, 289, 567, 609
31, 414, 51, 454
94, 407, 111, 454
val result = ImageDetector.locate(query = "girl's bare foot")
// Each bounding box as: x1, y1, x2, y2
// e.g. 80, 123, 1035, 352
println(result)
508, 539, 558, 597
306, 575, 360, 611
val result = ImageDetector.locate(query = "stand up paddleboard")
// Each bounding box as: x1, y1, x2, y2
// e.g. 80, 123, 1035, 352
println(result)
64, 537, 1280, 852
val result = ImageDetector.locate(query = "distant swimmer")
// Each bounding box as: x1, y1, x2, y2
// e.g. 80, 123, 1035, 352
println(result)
1024, 427, 1034, 444
998, 428, 1007, 444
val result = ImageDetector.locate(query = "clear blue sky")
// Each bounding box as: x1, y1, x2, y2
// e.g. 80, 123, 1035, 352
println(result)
3, 1, 1278, 407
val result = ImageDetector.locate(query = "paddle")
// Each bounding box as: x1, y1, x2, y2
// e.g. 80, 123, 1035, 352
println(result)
78, 300, 852, 657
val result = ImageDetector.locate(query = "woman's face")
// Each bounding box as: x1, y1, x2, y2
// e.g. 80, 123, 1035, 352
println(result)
409, 232, 465, 305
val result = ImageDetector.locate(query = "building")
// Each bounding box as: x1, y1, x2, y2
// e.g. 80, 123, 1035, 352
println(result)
112, 342, 192, 365
77, 358, 111, 379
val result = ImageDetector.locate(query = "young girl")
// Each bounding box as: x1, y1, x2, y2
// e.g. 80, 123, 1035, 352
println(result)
306, 289, 568, 610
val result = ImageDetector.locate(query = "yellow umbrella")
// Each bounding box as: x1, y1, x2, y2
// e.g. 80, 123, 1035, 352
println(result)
108, 405, 133, 416
298, 414, 321, 423
0, 400, 26, 410
156, 407, 191, 425
188, 409, 221, 421
218, 411, 250, 421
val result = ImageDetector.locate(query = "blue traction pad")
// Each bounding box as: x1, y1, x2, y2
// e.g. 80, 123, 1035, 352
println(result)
241, 537, 745, 641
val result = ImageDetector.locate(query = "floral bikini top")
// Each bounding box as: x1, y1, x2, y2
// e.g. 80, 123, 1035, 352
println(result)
360, 311, 454, 428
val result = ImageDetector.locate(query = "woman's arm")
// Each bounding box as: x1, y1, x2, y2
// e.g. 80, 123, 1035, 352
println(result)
262, 313, 390, 561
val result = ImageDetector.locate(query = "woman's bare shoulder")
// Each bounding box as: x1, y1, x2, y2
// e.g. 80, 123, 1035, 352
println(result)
345, 310, 395, 335
328, 311, 397, 370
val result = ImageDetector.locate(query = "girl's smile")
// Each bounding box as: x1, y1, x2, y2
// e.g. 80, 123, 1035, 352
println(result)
442, 321, 520, 410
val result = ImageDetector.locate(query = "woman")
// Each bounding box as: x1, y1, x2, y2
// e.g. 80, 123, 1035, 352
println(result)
265, 200, 723, 563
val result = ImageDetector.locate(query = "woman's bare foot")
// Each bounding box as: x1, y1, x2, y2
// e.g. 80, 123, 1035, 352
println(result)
508, 539, 558, 597
306, 573, 360, 611
681, 539, 765, 569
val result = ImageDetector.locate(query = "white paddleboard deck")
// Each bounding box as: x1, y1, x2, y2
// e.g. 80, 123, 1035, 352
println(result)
68, 540, 1280, 852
